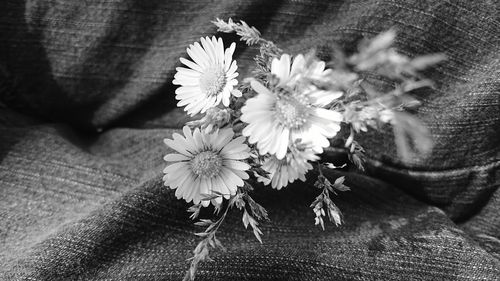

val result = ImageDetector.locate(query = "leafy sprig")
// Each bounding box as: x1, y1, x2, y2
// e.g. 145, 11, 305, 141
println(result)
307, 29, 444, 164
234, 182, 269, 243
184, 201, 228, 281
212, 18, 262, 45
311, 164, 350, 229
184, 183, 268, 280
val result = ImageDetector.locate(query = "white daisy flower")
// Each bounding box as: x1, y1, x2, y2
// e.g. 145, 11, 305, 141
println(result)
241, 54, 343, 159
173, 36, 240, 116
163, 126, 250, 206
258, 145, 319, 190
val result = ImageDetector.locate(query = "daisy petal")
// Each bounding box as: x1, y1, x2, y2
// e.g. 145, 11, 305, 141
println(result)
164, 153, 190, 162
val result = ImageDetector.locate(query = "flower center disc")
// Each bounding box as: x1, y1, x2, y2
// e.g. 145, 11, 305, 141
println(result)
274, 94, 310, 129
199, 66, 226, 97
191, 151, 222, 178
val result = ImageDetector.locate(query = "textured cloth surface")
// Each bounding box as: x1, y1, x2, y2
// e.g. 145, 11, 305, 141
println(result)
0, 0, 499, 280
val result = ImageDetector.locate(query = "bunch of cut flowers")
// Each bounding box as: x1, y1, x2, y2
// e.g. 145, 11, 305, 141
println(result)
162, 18, 445, 281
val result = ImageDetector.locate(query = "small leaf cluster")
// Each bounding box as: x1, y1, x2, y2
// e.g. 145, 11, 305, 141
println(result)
212, 18, 262, 45
311, 165, 350, 230
232, 182, 269, 243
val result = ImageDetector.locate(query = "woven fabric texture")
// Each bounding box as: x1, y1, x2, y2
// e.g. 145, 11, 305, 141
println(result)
0, 0, 499, 280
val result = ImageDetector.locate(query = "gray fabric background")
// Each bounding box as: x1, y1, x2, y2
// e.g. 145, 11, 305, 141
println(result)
0, 0, 499, 280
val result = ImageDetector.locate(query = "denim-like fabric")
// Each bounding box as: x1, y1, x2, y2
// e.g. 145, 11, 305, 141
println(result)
0, 0, 499, 280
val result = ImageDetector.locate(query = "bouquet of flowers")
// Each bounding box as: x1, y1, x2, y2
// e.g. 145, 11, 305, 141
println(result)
162, 18, 445, 280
